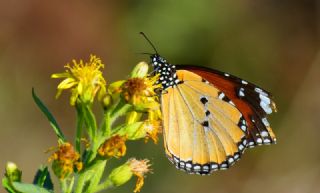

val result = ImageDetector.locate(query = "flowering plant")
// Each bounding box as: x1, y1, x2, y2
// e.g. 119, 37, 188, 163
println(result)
3, 55, 161, 193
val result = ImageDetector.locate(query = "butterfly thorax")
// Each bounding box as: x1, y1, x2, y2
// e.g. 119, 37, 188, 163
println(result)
151, 54, 180, 89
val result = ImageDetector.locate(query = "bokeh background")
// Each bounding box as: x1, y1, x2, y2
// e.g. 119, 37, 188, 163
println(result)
1, 0, 320, 193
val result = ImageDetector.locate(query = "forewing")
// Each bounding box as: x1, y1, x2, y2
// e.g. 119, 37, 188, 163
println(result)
161, 70, 247, 174
177, 65, 277, 147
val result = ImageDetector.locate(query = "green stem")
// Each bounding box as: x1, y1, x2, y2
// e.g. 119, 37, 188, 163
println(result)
82, 104, 97, 140
60, 179, 67, 193
85, 140, 99, 164
92, 179, 113, 193
74, 173, 86, 193
66, 177, 74, 193
102, 111, 111, 138
75, 104, 84, 153
86, 102, 131, 164
110, 103, 132, 125
74, 160, 107, 193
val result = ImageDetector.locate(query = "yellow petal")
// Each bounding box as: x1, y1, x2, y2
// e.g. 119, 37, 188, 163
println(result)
57, 78, 77, 89
51, 72, 71, 79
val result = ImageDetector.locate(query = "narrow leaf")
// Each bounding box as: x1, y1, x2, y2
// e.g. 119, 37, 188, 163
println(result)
32, 166, 53, 191
12, 182, 53, 193
32, 88, 66, 143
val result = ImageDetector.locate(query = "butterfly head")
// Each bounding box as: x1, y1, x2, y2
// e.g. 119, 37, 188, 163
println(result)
150, 54, 167, 68
149, 54, 180, 89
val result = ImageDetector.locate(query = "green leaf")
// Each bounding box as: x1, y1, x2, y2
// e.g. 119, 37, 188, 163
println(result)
2, 177, 17, 193
12, 182, 53, 193
32, 88, 66, 143
32, 166, 53, 191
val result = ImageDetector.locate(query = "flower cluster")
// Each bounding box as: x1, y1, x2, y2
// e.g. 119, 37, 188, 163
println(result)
2, 55, 161, 193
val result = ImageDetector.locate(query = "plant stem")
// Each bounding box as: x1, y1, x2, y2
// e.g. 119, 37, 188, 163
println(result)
74, 160, 107, 193
102, 111, 111, 138
92, 179, 113, 193
60, 179, 67, 193
66, 177, 74, 193
110, 103, 132, 125
82, 104, 97, 140
75, 104, 84, 153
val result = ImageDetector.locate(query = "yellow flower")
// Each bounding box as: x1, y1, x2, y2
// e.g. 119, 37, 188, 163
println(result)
98, 135, 127, 158
48, 142, 82, 179
142, 120, 162, 144
122, 75, 161, 106
108, 158, 151, 193
51, 55, 106, 105
122, 75, 162, 126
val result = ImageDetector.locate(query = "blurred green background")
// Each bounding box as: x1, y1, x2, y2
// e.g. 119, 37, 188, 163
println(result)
1, 0, 320, 193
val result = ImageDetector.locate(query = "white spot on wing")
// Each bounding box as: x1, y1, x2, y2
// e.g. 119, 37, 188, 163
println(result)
260, 101, 273, 114
261, 131, 269, 137
193, 165, 201, 171
239, 88, 245, 97
256, 138, 263, 144
211, 164, 218, 169
218, 93, 225, 99
264, 139, 271, 143
228, 157, 234, 164
260, 94, 271, 105
241, 80, 248, 85
262, 118, 270, 127
255, 87, 268, 96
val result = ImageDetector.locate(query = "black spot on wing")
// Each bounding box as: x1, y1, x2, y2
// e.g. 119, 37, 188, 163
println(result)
200, 97, 208, 105
202, 121, 209, 127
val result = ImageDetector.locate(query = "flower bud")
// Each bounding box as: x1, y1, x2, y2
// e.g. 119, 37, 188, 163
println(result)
108, 158, 151, 193
130, 62, 149, 78
102, 94, 112, 108
108, 163, 133, 187
5, 162, 22, 182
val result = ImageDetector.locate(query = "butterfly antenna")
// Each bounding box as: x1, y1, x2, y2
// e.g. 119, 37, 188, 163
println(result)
137, 52, 153, 55
139, 32, 158, 54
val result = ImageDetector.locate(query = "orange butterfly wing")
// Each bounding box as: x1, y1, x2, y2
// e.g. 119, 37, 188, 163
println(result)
178, 65, 277, 147
161, 70, 248, 174
149, 54, 276, 175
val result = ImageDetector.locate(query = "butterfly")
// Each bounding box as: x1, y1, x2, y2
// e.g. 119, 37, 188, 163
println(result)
140, 32, 277, 175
